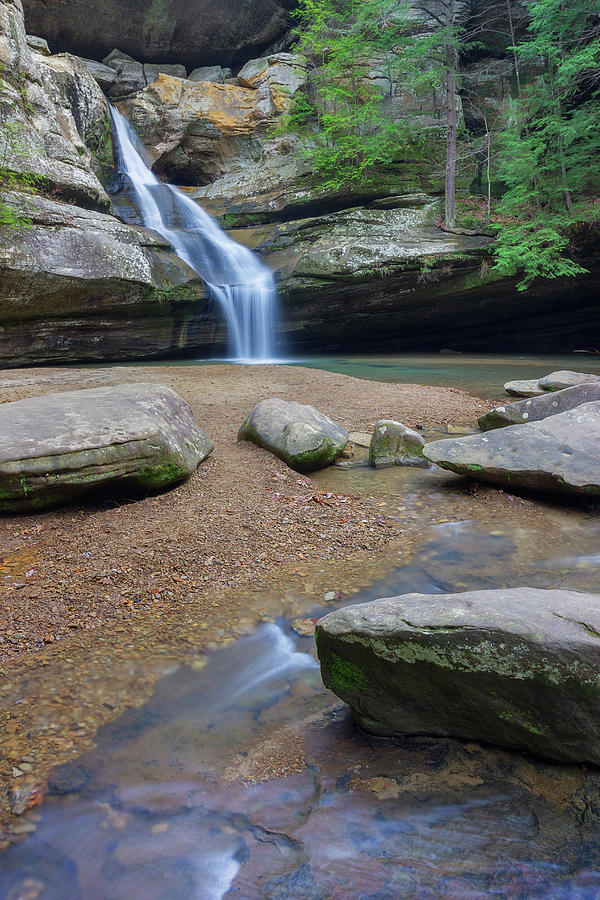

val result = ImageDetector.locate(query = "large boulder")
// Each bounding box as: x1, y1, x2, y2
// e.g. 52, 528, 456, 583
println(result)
369, 420, 427, 468
479, 383, 600, 431
504, 379, 546, 398
424, 402, 600, 496
0, 384, 213, 512
538, 370, 600, 392
316, 588, 600, 763
237, 399, 348, 472
21, 0, 292, 70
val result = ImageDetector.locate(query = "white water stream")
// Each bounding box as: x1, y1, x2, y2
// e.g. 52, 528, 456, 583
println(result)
110, 105, 279, 363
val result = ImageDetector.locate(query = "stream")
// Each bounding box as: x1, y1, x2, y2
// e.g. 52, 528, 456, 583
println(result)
2, 367, 600, 898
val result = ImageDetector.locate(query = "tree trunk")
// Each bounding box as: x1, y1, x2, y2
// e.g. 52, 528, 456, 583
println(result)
445, 38, 457, 227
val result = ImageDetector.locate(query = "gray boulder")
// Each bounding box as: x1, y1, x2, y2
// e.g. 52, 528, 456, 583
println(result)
26, 34, 51, 55
504, 379, 545, 398
479, 383, 600, 431
103, 50, 187, 98
238, 399, 348, 473
369, 420, 427, 468
424, 401, 600, 496
538, 370, 600, 392
0, 384, 213, 512
316, 588, 600, 763
81, 58, 117, 91
189, 65, 230, 83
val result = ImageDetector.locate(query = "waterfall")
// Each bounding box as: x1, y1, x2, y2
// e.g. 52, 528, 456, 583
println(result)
109, 105, 279, 363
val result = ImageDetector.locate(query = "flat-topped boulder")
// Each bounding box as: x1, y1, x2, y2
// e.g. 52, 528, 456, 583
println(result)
538, 370, 600, 392
369, 420, 427, 468
316, 588, 600, 763
504, 379, 546, 398
238, 399, 348, 473
479, 383, 600, 431
424, 402, 600, 496
0, 384, 213, 512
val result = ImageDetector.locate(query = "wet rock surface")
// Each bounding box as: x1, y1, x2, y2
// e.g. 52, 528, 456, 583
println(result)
238, 398, 349, 473
479, 382, 600, 430
0, 383, 213, 512
316, 587, 600, 763
424, 401, 600, 496
369, 420, 427, 468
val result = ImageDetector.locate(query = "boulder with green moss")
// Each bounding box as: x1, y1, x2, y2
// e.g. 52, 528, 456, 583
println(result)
369, 419, 427, 468
316, 587, 600, 763
424, 402, 600, 496
0, 384, 213, 512
238, 398, 347, 473
479, 383, 600, 431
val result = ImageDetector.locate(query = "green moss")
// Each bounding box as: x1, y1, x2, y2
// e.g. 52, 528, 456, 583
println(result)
326, 650, 368, 695
135, 461, 187, 489
468, 464, 483, 472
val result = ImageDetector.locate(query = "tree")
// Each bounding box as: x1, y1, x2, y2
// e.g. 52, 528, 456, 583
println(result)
492, 0, 600, 288
288, 0, 465, 220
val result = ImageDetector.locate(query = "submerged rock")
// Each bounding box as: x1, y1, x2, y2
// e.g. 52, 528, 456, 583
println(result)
424, 401, 600, 496
538, 370, 600, 392
369, 420, 427, 468
316, 588, 600, 763
238, 399, 348, 473
0, 384, 213, 512
479, 383, 600, 430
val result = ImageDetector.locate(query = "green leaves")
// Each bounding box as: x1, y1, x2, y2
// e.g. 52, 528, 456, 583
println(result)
492, 0, 600, 288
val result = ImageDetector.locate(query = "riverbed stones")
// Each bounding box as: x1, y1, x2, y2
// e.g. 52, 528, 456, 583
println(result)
538, 370, 600, 392
238, 399, 348, 473
369, 420, 427, 468
479, 383, 600, 430
0, 384, 213, 512
424, 402, 600, 496
315, 587, 600, 763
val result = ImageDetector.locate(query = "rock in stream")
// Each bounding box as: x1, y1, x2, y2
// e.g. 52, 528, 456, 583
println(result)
316, 587, 600, 764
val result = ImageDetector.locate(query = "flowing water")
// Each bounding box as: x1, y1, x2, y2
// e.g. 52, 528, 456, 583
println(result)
3, 377, 600, 897
110, 106, 279, 363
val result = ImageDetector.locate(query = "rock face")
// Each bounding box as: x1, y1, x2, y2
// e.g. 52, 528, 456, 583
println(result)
538, 370, 600, 392
121, 54, 308, 184
0, 1, 222, 367
0, 0, 110, 209
424, 402, 600, 496
316, 588, 600, 763
479, 383, 600, 431
0, 384, 213, 512
0, 193, 219, 367
21, 0, 292, 69
238, 399, 348, 472
369, 420, 427, 468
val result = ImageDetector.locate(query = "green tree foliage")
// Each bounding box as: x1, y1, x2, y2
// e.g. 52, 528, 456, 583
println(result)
288, 0, 470, 224
493, 0, 600, 288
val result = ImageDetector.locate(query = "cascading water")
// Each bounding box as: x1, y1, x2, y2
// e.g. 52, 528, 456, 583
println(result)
110, 105, 279, 363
